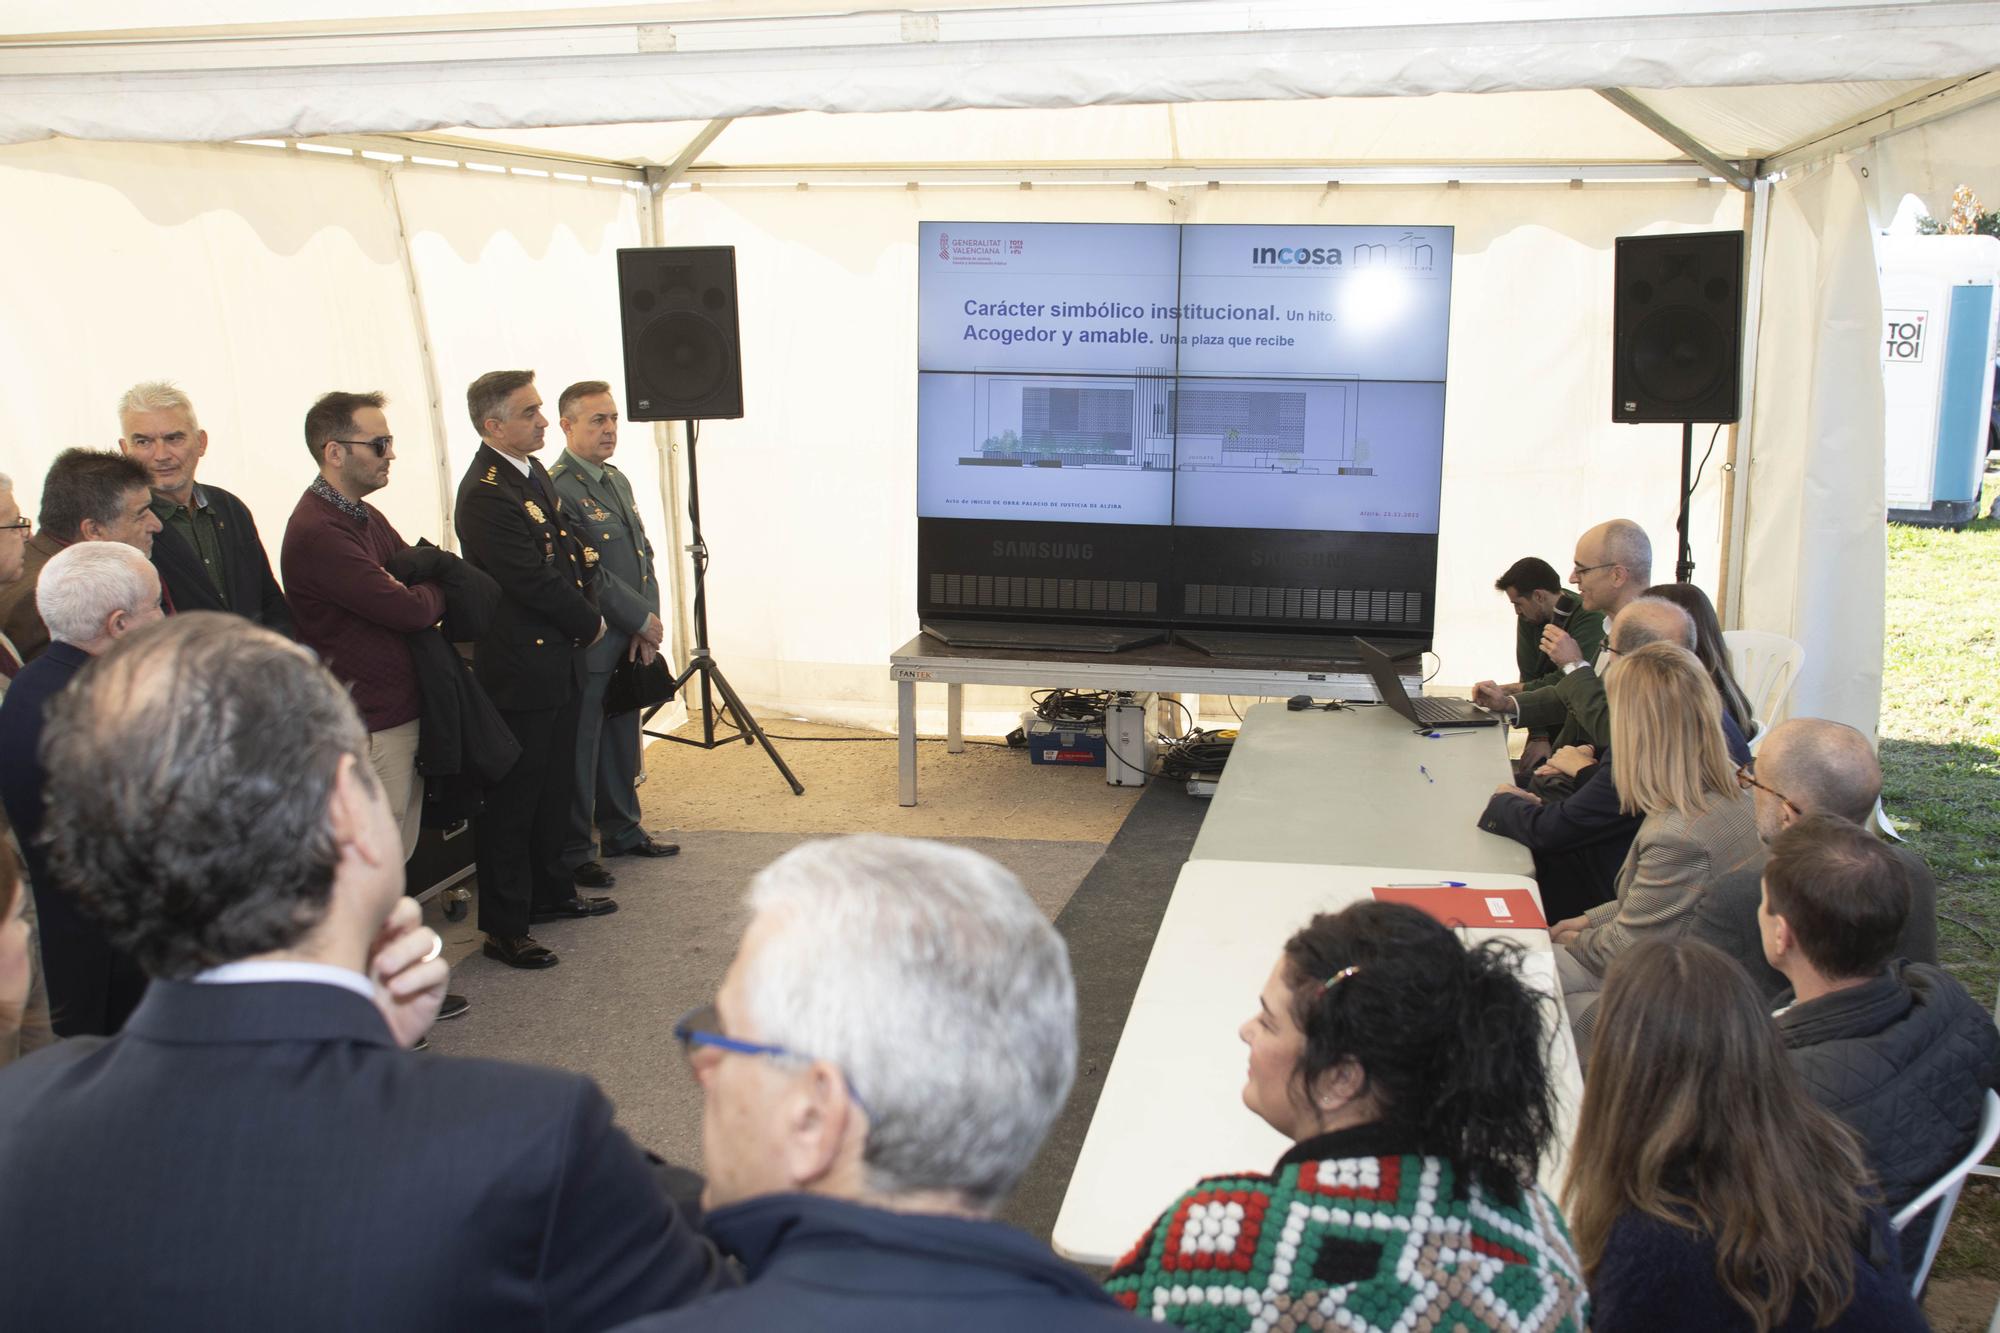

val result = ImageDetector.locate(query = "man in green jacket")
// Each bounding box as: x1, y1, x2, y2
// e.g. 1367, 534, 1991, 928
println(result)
1473, 519, 1652, 756
549, 381, 679, 888
1489, 555, 1606, 774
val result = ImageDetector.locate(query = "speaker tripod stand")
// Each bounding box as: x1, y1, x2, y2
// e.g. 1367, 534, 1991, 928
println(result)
639, 421, 804, 796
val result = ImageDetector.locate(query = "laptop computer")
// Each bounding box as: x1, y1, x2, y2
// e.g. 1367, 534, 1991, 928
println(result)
1354, 638, 1499, 729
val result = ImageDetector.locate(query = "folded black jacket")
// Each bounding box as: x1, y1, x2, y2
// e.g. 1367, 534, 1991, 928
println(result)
385, 543, 518, 788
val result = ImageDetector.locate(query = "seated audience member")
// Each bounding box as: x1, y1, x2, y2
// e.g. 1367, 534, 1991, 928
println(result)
1565, 938, 1924, 1332
1479, 596, 1747, 920
1473, 518, 1653, 754
1550, 643, 1761, 1058
1642, 581, 1755, 738
0, 542, 162, 1036
1, 844, 32, 1066
612, 835, 1135, 1333
1697, 718, 1938, 1001
1493, 556, 1607, 776
1105, 900, 1588, 1329
0, 448, 160, 663
118, 380, 292, 634
1761, 816, 2000, 1271
0, 613, 723, 1332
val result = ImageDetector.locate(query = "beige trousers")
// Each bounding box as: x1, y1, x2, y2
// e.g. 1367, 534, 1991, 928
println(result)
367, 720, 424, 859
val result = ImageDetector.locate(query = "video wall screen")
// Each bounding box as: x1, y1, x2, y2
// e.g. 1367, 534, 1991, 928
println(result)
918, 222, 1450, 532
916, 221, 1454, 634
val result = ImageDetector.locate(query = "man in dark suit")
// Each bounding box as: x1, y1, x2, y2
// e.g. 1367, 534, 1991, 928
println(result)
0, 613, 724, 1331
0, 541, 163, 1036
118, 381, 292, 634
456, 370, 617, 970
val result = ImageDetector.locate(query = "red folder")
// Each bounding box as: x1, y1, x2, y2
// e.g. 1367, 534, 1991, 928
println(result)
1370, 886, 1547, 930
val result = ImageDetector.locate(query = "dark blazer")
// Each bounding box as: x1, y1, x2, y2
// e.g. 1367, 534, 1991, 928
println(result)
0, 642, 148, 1035
453, 444, 599, 711
611, 1193, 1139, 1333
0, 979, 726, 1332
386, 542, 520, 787
1478, 756, 1639, 920
152, 484, 293, 635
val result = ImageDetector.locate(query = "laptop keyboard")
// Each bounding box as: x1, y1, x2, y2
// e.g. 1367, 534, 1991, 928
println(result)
1409, 695, 1475, 723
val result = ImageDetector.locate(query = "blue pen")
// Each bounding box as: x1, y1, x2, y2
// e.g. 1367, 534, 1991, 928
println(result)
1419, 764, 1434, 784
1424, 730, 1476, 739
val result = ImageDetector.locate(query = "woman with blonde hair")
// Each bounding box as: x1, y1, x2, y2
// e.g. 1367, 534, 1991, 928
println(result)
1549, 641, 1761, 1056
1, 848, 34, 1065
1567, 938, 1923, 1331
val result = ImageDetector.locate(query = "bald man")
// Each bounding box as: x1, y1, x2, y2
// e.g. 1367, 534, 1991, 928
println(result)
1473, 519, 1654, 754
1693, 718, 1939, 1000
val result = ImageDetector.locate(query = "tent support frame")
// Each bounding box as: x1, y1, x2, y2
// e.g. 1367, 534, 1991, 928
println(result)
1596, 89, 1752, 190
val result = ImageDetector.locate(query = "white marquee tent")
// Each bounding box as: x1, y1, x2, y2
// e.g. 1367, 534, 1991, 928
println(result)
5, 1, 1998, 740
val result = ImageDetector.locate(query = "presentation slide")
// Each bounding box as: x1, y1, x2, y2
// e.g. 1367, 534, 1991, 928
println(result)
916, 371, 1174, 525
916, 221, 1453, 533
1170, 378, 1445, 534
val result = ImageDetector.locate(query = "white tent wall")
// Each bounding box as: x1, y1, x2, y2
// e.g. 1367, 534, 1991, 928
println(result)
657, 180, 1738, 737
0, 140, 442, 544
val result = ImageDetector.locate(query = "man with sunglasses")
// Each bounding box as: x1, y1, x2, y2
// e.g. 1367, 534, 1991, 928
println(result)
118, 381, 292, 636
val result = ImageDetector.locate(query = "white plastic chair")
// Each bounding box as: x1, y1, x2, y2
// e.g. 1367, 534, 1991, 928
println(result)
1722, 629, 1805, 754
1891, 1088, 2000, 1295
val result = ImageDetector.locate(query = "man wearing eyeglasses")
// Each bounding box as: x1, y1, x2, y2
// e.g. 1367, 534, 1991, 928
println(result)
118, 381, 292, 636
616, 835, 1134, 1333
0, 472, 29, 679
1472, 518, 1653, 756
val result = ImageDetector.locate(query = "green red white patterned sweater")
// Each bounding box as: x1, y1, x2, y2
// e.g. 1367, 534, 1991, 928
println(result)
1105, 1124, 1589, 1332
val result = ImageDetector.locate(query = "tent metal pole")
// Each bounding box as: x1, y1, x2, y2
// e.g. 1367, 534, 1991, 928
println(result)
1596, 89, 1752, 191
1720, 173, 1772, 627
383, 167, 460, 551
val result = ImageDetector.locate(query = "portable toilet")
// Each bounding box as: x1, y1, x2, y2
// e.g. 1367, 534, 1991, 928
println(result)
1878, 234, 2000, 528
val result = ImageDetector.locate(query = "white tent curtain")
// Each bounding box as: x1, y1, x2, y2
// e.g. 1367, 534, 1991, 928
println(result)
1736, 155, 1887, 739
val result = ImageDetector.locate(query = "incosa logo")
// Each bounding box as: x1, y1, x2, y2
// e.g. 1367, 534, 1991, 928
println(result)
1252, 245, 1344, 267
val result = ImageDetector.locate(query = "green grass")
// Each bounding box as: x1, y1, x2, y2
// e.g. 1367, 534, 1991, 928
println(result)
1883, 470, 2000, 1291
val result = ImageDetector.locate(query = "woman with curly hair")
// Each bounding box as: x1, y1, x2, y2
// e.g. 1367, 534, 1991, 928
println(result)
1566, 937, 1923, 1331
1106, 900, 1588, 1330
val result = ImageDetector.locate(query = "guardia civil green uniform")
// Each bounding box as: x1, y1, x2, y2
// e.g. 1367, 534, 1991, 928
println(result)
548, 448, 662, 868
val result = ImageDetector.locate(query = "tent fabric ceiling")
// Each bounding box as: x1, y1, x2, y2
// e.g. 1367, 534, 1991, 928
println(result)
3, 2, 1998, 172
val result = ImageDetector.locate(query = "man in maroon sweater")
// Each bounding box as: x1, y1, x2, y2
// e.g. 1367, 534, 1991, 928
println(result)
282, 392, 444, 858
284, 393, 471, 1023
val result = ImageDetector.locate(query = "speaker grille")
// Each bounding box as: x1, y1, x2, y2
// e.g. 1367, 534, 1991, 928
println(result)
1180, 584, 1422, 625
929, 572, 1158, 614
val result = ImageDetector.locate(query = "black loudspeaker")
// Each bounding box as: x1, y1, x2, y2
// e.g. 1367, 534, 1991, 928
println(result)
617, 246, 744, 421
1612, 230, 1744, 424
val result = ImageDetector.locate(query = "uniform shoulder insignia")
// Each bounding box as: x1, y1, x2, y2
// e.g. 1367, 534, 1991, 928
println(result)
480, 465, 499, 485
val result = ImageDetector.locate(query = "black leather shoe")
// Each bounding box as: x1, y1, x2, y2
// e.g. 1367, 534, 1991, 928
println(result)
606, 833, 680, 859
530, 895, 619, 923
436, 993, 470, 1021
572, 860, 617, 889
483, 934, 559, 969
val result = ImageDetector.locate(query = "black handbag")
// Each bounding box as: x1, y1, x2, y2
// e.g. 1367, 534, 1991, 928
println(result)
604, 654, 675, 715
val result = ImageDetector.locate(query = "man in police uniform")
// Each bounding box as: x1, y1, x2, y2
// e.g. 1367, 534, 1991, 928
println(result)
454, 371, 617, 971
549, 381, 679, 889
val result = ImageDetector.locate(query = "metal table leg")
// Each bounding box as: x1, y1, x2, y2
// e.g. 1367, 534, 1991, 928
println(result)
898, 677, 918, 806
946, 682, 964, 754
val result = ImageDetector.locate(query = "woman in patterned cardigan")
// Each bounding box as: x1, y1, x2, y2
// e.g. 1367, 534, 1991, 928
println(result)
1106, 900, 1588, 1331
